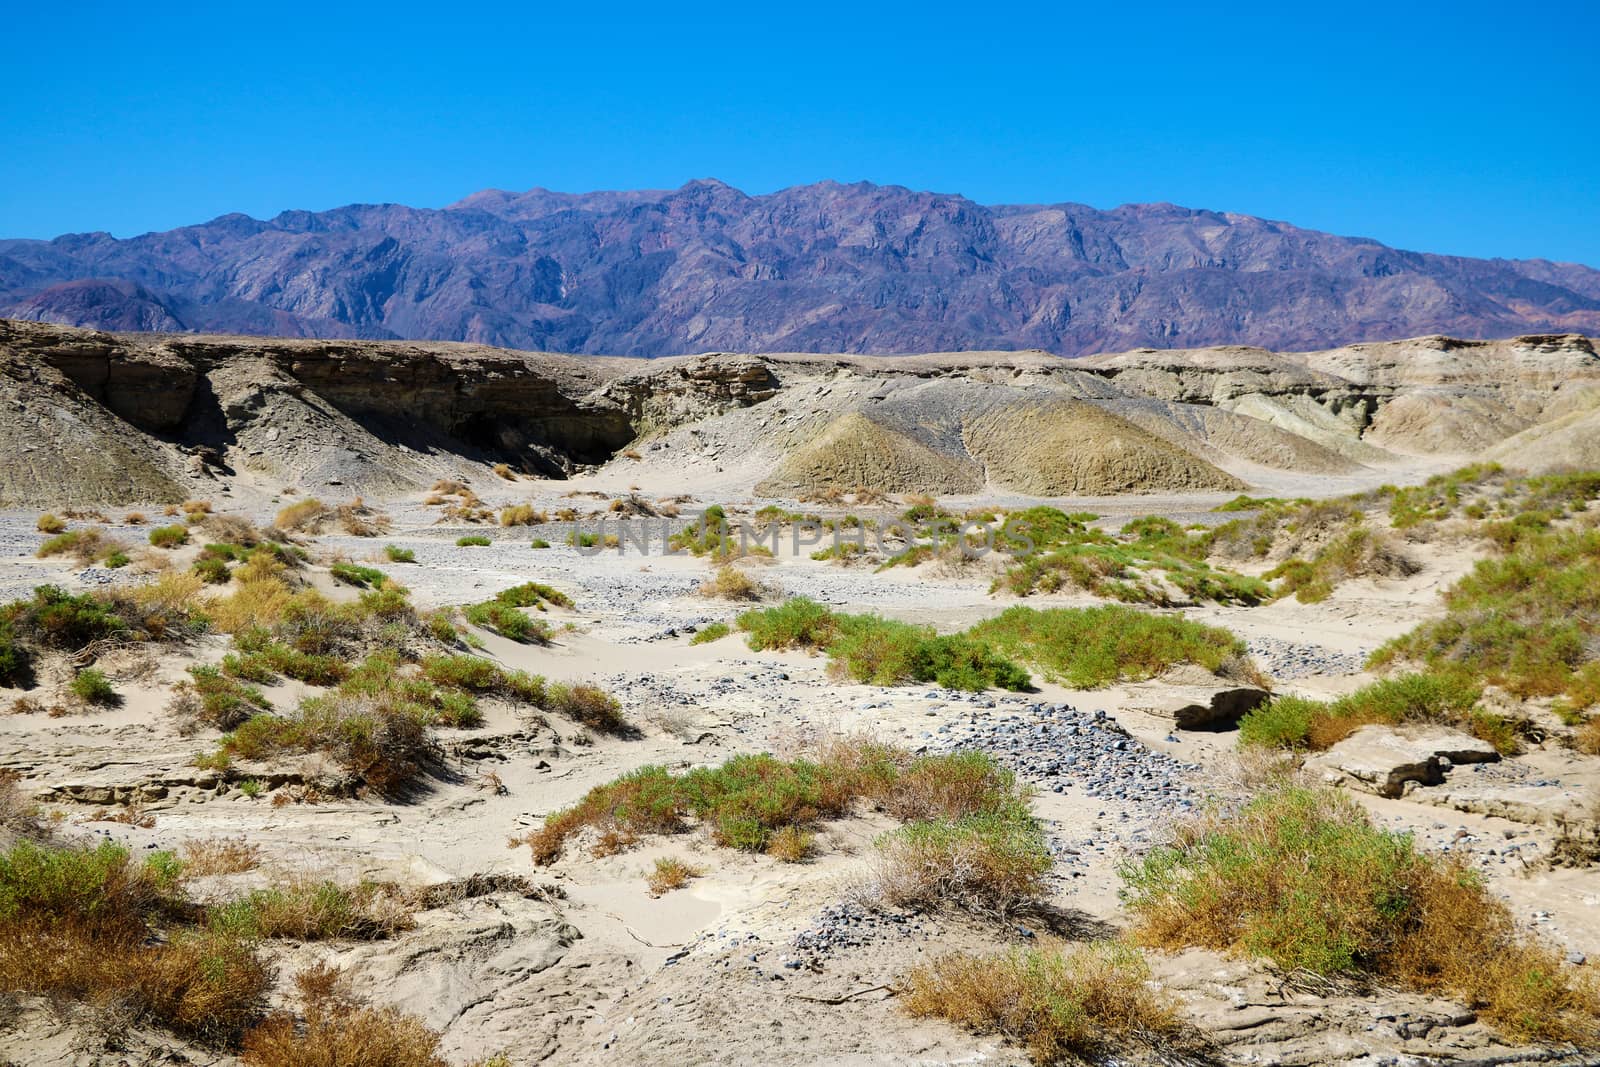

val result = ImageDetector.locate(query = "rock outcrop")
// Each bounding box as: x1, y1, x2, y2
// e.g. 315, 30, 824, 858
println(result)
1304, 725, 1500, 798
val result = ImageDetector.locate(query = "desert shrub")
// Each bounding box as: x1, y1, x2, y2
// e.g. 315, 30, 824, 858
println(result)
69, 668, 118, 706
274, 498, 328, 532
545, 682, 629, 734
38, 526, 127, 565
968, 605, 1246, 688
209, 879, 413, 941
699, 566, 765, 601
766, 825, 814, 862
36, 513, 65, 534
382, 544, 416, 563
240, 963, 457, 1067
870, 811, 1051, 915
1238, 670, 1510, 752
148, 524, 190, 548
1266, 524, 1418, 603
0, 839, 268, 1042
738, 600, 1029, 691
216, 685, 441, 795
646, 857, 702, 895
1372, 528, 1600, 709
531, 538, 551, 549
179, 837, 261, 876
456, 535, 492, 547
903, 942, 1187, 1065
499, 503, 546, 526
192, 556, 232, 585
493, 581, 572, 608
829, 615, 1030, 691
124, 512, 147, 525
5, 585, 127, 649
991, 508, 1268, 606
492, 462, 516, 480
1121, 784, 1599, 1043
329, 562, 386, 588
737, 597, 839, 650
183, 665, 272, 731
464, 600, 551, 642
0, 623, 32, 688
525, 746, 1035, 894
690, 621, 731, 645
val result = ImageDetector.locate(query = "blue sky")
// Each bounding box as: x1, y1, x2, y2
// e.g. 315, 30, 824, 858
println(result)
4, 0, 1596, 265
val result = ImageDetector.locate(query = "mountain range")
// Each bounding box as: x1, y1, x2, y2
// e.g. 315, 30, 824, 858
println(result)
3, 179, 1598, 356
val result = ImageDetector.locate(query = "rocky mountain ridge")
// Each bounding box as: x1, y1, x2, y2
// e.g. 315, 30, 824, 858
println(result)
4, 180, 1599, 356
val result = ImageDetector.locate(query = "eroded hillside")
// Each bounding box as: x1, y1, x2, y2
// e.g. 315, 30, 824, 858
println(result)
1, 320, 1597, 507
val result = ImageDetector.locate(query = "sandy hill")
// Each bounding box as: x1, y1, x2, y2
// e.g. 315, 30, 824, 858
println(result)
1, 320, 1596, 505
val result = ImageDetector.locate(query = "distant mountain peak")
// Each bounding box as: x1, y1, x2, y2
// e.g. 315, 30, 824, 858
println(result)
2, 180, 1597, 356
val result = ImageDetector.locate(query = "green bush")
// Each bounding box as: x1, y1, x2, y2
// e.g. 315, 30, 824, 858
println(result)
737, 597, 839, 650
1121, 784, 1599, 1043
382, 545, 416, 563
455, 535, 491, 548
70, 668, 118, 705
329, 562, 386, 588
968, 605, 1245, 688
463, 600, 551, 642
149, 525, 190, 548
187, 665, 271, 730
1238, 671, 1500, 752
690, 621, 731, 645
1373, 528, 1600, 709
530, 538, 551, 549
4, 586, 127, 649
493, 581, 572, 608
193, 557, 232, 585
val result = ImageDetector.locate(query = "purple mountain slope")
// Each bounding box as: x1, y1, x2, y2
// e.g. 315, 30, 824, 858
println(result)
3, 179, 1597, 356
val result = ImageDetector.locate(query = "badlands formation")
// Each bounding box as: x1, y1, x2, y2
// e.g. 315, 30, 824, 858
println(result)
1, 318, 1600, 1064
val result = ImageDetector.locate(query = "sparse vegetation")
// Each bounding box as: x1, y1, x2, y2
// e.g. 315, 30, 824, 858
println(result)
1372, 527, 1600, 711
69, 667, 118, 705
646, 857, 702, 895
968, 605, 1247, 688
499, 503, 546, 526
240, 963, 460, 1067
1121, 784, 1600, 1043
736, 598, 1031, 692
690, 621, 731, 645
383, 544, 416, 563
330, 561, 387, 588
699, 566, 765, 601
0, 838, 269, 1042
1237, 670, 1508, 752
523, 746, 1046, 915
903, 942, 1188, 1065
992, 507, 1270, 606
464, 599, 552, 643
36, 513, 65, 534
457, 534, 492, 547
149, 524, 190, 548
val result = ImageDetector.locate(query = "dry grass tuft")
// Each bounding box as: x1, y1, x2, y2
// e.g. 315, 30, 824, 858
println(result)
240, 963, 455, 1067
492, 462, 516, 481
764, 825, 814, 863
499, 503, 548, 526
699, 565, 768, 601
646, 856, 702, 895
903, 942, 1189, 1066
180, 837, 261, 876
36, 513, 65, 534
